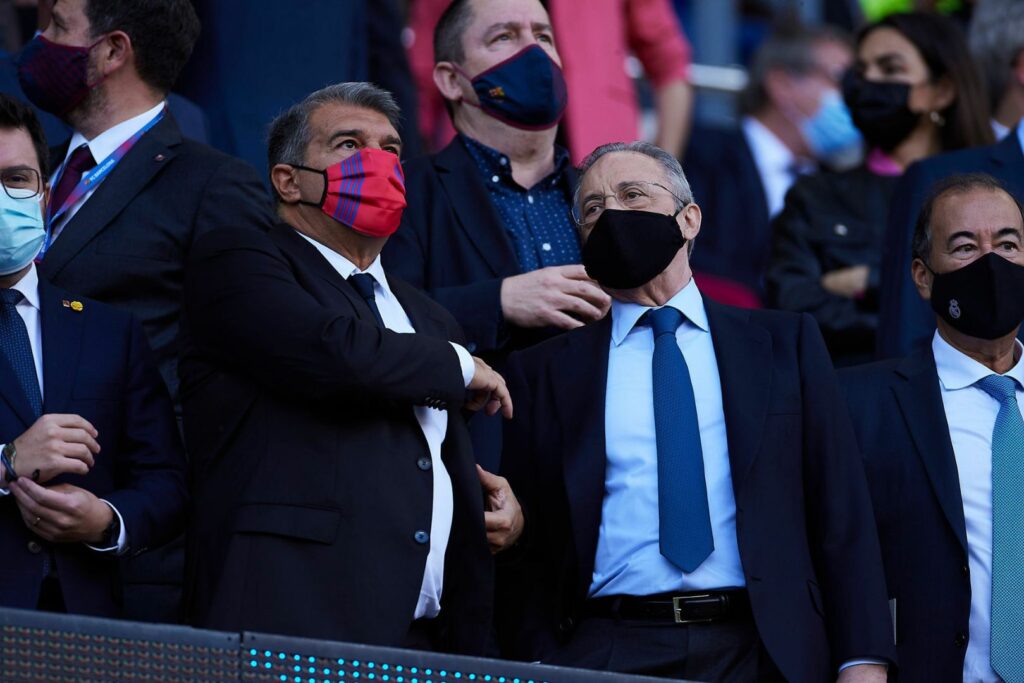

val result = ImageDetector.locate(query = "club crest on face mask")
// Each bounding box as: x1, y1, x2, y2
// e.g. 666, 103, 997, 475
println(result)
457, 44, 568, 130
928, 252, 1024, 340
0, 191, 45, 276
293, 148, 408, 239
17, 34, 107, 118
582, 208, 687, 290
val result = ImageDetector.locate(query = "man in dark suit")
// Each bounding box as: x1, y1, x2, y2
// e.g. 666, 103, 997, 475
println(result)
15, 0, 276, 621
877, 127, 1024, 358
0, 93, 186, 616
182, 83, 520, 652
843, 174, 1024, 683
383, 0, 609, 469
683, 26, 854, 306
498, 141, 894, 681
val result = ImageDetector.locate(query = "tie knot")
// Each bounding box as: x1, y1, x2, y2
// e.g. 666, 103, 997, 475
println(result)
977, 374, 1020, 403
66, 145, 96, 173
645, 306, 684, 338
0, 289, 23, 306
347, 273, 377, 300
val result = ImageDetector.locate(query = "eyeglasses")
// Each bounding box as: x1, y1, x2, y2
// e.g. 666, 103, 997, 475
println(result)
573, 181, 685, 227
1, 167, 42, 200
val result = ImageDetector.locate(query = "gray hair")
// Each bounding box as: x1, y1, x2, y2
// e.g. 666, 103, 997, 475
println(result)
267, 82, 401, 173
968, 0, 1024, 110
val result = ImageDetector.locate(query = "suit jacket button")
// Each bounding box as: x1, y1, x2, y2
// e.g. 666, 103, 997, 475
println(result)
961, 564, 969, 577
417, 457, 432, 471
955, 632, 967, 647
467, 342, 478, 353
414, 530, 430, 545
558, 617, 575, 634
27, 541, 42, 554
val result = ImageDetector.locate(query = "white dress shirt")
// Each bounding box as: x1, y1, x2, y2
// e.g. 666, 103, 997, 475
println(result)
299, 233, 475, 619
741, 116, 813, 218
0, 265, 126, 553
591, 280, 745, 597
933, 332, 1024, 683
49, 102, 165, 239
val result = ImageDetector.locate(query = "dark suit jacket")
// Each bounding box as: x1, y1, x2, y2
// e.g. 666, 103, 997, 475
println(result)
0, 280, 186, 616
498, 302, 895, 682
877, 130, 1024, 358
40, 113, 276, 407
180, 224, 493, 653
683, 125, 771, 298
840, 350, 972, 682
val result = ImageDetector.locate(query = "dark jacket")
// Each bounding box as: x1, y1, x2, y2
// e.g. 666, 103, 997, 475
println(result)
0, 281, 186, 616
498, 302, 896, 682
181, 224, 492, 653
878, 129, 1024, 358
840, 350, 973, 682
767, 165, 899, 365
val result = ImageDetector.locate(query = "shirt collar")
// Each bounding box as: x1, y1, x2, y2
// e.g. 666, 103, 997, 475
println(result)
459, 133, 571, 187
9, 263, 40, 311
741, 116, 798, 175
64, 101, 165, 170
296, 231, 393, 300
932, 330, 1024, 391
610, 277, 710, 347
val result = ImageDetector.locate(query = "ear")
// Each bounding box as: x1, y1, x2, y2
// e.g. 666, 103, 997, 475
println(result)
271, 164, 303, 204
929, 75, 956, 113
678, 202, 702, 243
911, 257, 933, 301
433, 61, 466, 104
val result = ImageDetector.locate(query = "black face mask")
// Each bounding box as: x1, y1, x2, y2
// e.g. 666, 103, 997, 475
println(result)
929, 252, 1024, 340
842, 71, 919, 151
582, 208, 686, 290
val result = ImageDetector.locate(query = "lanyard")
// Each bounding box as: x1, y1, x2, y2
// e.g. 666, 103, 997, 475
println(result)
40, 109, 165, 258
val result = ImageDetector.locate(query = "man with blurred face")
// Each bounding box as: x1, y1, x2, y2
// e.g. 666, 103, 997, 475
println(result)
497, 141, 893, 681
843, 174, 1024, 683
181, 83, 521, 653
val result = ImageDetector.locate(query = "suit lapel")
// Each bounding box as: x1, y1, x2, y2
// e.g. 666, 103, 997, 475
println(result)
38, 281, 85, 415
40, 114, 183, 278
0, 356, 35, 429
892, 350, 968, 551
390, 277, 447, 339
704, 302, 772, 496
434, 140, 518, 277
549, 317, 611, 586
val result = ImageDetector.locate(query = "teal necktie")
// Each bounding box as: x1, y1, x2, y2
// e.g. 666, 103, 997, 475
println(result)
977, 373, 1024, 683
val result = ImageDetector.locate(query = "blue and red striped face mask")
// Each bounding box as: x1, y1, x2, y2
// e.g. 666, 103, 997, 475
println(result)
292, 148, 408, 239
17, 34, 107, 118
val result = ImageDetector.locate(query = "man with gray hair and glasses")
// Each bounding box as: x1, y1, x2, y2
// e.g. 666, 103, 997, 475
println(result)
496, 141, 894, 681
180, 82, 521, 652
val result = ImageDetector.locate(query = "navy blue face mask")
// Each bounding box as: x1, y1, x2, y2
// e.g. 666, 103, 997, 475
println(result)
457, 44, 568, 130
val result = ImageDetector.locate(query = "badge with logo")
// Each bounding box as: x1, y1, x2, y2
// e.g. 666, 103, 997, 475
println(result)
949, 299, 961, 320
488, 86, 506, 99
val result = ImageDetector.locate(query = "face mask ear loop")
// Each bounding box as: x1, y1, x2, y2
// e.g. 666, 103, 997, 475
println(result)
288, 164, 329, 208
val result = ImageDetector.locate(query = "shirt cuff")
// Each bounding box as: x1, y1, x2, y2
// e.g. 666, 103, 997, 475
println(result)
0, 444, 8, 494
449, 342, 476, 388
85, 500, 127, 555
839, 659, 888, 673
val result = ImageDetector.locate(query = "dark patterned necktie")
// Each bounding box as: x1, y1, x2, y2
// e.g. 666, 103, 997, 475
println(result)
0, 289, 42, 418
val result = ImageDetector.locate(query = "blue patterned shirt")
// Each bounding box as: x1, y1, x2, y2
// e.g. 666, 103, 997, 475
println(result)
460, 135, 581, 273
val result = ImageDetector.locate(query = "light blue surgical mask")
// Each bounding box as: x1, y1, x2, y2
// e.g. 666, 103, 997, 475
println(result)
801, 89, 863, 164
0, 188, 45, 276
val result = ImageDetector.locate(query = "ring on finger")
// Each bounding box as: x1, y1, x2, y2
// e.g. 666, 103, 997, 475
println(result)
32, 516, 41, 527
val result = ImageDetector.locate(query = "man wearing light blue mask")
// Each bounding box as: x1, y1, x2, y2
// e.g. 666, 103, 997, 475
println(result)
0, 93, 186, 617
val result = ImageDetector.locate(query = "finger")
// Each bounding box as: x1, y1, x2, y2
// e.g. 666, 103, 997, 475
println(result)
557, 264, 592, 281
52, 414, 99, 438
464, 392, 487, 413
58, 428, 101, 455
13, 477, 74, 513
57, 443, 96, 469
553, 293, 604, 322
568, 280, 612, 308
545, 310, 586, 331
477, 464, 503, 489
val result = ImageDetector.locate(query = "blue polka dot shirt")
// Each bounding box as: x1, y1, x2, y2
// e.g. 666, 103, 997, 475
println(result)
460, 135, 581, 273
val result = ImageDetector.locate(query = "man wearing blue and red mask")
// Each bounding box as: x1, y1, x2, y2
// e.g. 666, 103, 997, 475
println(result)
180, 82, 522, 653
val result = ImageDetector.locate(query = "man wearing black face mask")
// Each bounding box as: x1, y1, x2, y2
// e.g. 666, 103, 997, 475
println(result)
841, 174, 1024, 683
496, 141, 895, 682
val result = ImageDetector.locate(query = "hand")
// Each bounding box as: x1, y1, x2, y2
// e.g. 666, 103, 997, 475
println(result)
501, 265, 611, 330
466, 357, 513, 418
477, 465, 524, 554
821, 265, 870, 299
9, 478, 113, 545
836, 664, 887, 683
9, 414, 100, 484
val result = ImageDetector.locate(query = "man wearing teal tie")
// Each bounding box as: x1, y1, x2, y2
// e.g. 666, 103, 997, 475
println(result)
842, 173, 1024, 683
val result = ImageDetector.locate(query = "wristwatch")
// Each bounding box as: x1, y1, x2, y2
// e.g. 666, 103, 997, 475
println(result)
1, 443, 16, 483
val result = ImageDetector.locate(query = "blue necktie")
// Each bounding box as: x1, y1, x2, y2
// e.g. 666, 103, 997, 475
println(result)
977, 374, 1024, 683
646, 306, 714, 573
347, 273, 385, 328
0, 289, 42, 419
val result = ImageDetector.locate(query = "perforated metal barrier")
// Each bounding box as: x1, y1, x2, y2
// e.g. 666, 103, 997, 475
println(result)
0, 608, 674, 683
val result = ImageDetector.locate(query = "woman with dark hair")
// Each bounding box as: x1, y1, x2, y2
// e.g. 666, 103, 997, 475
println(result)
766, 11, 993, 365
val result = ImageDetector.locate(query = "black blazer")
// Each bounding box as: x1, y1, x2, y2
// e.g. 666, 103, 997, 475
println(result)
497, 302, 895, 682
40, 113, 277, 407
683, 125, 771, 297
878, 130, 1024, 358
180, 224, 493, 653
0, 280, 186, 616
840, 350, 972, 682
